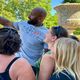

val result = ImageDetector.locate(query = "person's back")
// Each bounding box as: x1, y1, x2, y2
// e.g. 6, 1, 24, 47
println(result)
0, 57, 19, 80
14, 21, 48, 66
0, 28, 36, 80
0, 56, 36, 80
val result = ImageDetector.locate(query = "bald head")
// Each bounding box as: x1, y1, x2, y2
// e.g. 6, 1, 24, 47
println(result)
32, 7, 47, 17
28, 7, 47, 25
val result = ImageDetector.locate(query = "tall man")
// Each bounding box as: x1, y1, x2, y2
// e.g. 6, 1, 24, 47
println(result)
0, 7, 48, 74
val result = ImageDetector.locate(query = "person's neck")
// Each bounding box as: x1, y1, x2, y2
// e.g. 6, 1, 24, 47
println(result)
0, 54, 15, 60
48, 42, 55, 50
28, 20, 43, 26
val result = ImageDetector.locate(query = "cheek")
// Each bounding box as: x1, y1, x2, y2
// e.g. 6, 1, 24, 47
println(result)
45, 33, 49, 39
45, 33, 48, 38
46, 35, 51, 40
44, 34, 50, 43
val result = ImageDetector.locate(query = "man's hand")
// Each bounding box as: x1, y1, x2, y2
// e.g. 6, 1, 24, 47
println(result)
0, 17, 12, 26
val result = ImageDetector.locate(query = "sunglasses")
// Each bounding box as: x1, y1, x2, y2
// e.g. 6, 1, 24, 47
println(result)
51, 26, 61, 37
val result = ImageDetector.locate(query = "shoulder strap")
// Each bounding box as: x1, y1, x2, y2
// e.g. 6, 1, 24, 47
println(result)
5, 57, 20, 72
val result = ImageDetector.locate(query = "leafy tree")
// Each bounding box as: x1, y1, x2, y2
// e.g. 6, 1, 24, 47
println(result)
44, 13, 58, 28
0, 0, 58, 28
73, 28, 80, 35
63, 0, 80, 3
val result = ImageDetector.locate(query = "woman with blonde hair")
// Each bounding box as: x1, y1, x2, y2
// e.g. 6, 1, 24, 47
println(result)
39, 38, 80, 80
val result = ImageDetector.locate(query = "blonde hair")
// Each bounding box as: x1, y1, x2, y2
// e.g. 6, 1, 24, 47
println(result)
54, 38, 80, 80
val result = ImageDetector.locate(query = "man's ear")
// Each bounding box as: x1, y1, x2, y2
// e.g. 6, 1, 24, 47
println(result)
52, 36, 57, 42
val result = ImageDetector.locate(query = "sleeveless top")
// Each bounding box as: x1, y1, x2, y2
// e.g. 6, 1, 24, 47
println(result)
0, 57, 19, 80
49, 69, 76, 80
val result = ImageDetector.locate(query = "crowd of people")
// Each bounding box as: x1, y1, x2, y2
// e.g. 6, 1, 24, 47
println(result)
0, 7, 80, 80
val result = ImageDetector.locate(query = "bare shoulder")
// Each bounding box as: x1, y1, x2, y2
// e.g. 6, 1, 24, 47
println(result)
13, 58, 31, 67
41, 54, 55, 68
9, 58, 36, 80
42, 54, 55, 61
9, 58, 31, 70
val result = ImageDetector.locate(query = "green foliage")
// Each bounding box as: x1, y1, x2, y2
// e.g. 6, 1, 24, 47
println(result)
0, 0, 58, 28
63, 0, 80, 3
44, 14, 58, 28
73, 28, 80, 35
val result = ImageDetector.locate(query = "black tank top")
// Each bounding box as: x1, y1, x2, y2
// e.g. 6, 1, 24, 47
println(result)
0, 57, 19, 80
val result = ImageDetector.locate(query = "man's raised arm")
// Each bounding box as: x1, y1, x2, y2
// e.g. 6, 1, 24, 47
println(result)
0, 17, 14, 28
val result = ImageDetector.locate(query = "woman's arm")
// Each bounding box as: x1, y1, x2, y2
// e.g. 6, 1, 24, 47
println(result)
0, 17, 13, 26
39, 54, 55, 80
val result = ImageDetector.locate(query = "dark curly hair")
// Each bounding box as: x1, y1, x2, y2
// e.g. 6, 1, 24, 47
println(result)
0, 28, 21, 55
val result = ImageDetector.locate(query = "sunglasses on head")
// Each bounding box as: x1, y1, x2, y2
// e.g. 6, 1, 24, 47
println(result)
51, 26, 61, 37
